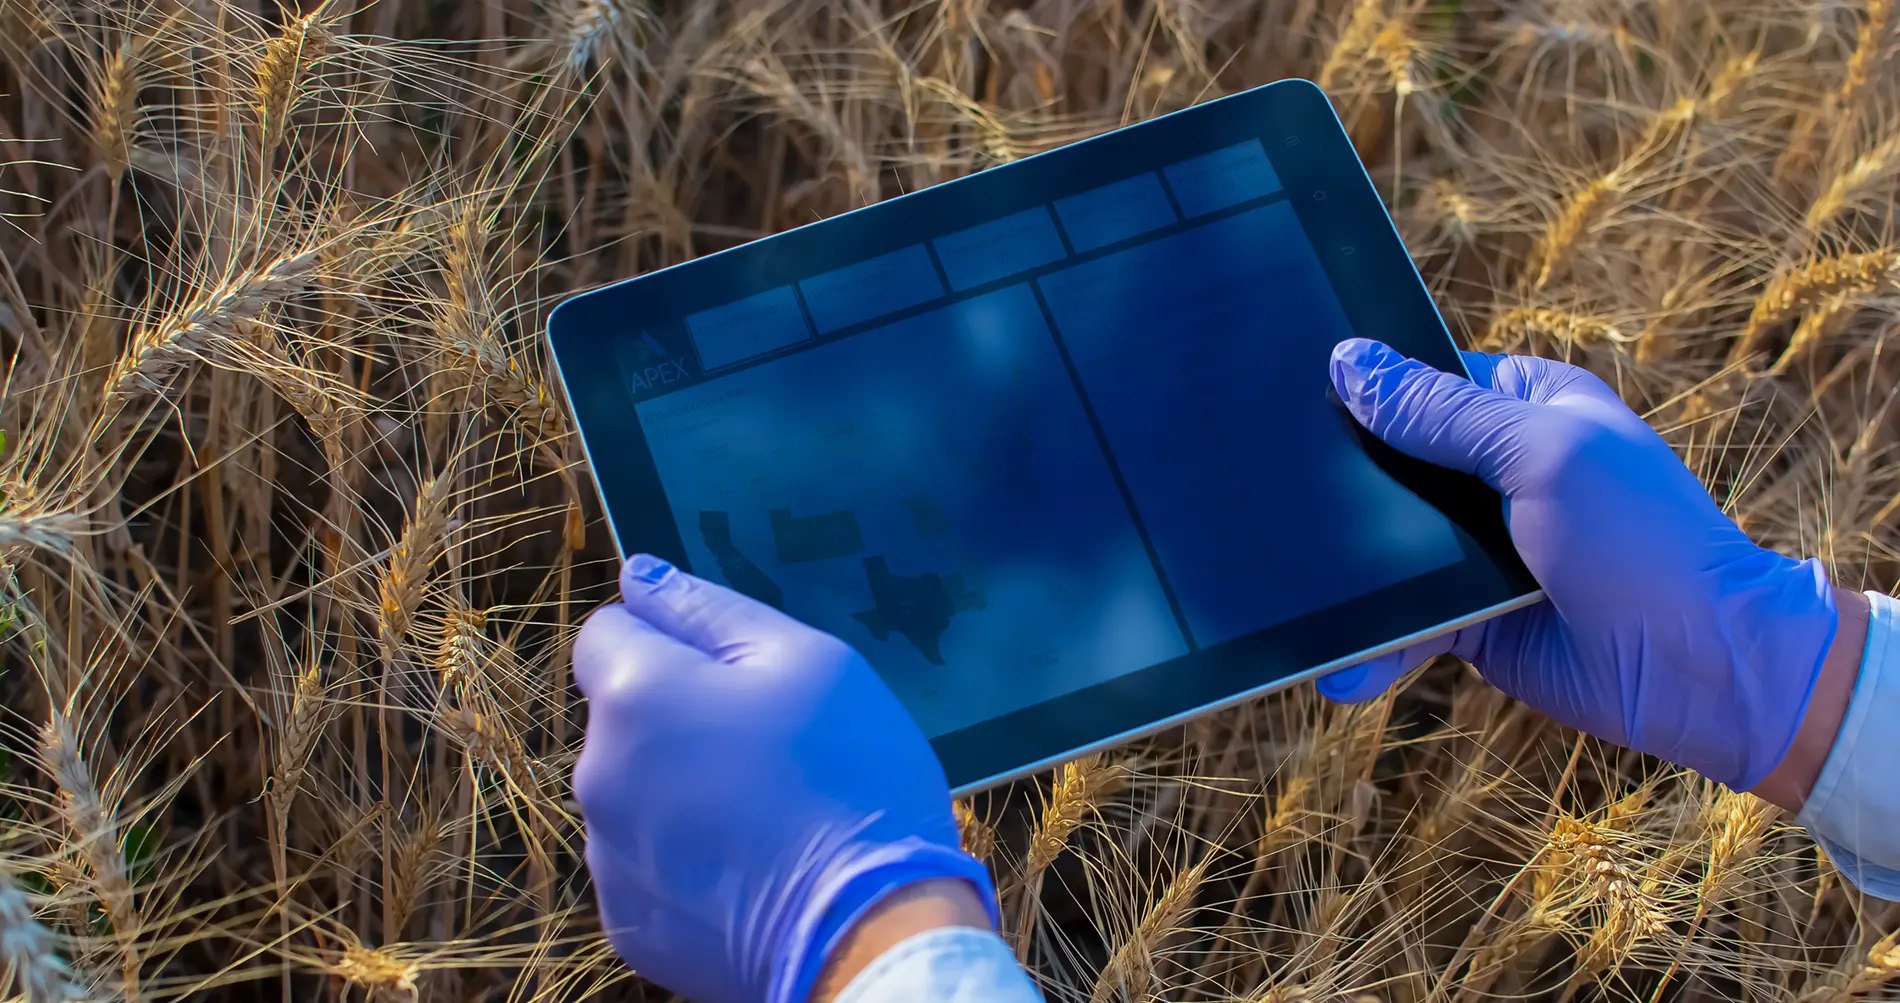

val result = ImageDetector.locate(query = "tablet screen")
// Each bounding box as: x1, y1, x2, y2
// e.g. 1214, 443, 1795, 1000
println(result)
552, 80, 1538, 789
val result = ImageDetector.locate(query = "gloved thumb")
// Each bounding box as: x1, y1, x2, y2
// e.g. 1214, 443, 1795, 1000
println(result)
1329, 339, 1536, 490
619, 554, 818, 663
1314, 632, 1458, 702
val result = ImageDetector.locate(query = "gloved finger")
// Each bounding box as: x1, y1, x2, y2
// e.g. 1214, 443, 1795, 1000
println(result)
1315, 652, 1406, 702
1472, 351, 1612, 410
1315, 631, 1459, 702
572, 602, 710, 704
619, 553, 833, 664
1329, 338, 1538, 489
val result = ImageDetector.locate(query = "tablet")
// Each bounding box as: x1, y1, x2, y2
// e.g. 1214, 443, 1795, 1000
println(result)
548, 78, 1541, 793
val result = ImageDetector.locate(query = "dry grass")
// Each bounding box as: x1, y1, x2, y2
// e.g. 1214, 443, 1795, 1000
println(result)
1, 0, 1899, 1000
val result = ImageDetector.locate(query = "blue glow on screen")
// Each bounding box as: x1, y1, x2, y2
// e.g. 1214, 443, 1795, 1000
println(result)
631, 158, 1461, 737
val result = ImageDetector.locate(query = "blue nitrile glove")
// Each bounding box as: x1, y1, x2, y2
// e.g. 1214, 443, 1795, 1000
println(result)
1318, 339, 1840, 791
572, 554, 998, 1003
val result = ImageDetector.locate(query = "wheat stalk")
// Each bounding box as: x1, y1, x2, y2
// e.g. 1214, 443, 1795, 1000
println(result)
4, 2, 1900, 1000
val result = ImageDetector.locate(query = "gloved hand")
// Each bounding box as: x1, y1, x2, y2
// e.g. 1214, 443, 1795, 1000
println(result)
1318, 339, 1840, 791
572, 554, 998, 1003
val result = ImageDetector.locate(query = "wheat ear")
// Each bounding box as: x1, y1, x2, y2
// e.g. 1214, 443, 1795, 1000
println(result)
1318, 0, 1386, 90
433, 603, 487, 697
0, 513, 86, 559
1732, 250, 1898, 369
385, 810, 446, 938
435, 206, 566, 442
377, 474, 457, 651
561, 0, 649, 73
0, 866, 81, 1001
1525, 55, 1754, 290
269, 664, 329, 823
1699, 789, 1775, 905
333, 944, 419, 998
1800, 932, 1900, 1001
1485, 307, 1631, 351
1089, 858, 1210, 1003
1838, 0, 1893, 116
90, 36, 141, 184
442, 704, 539, 794
952, 799, 995, 863
1024, 755, 1123, 879
1808, 132, 1900, 231
1010, 754, 1123, 957
108, 250, 319, 402
40, 714, 140, 1002
252, 8, 332, 154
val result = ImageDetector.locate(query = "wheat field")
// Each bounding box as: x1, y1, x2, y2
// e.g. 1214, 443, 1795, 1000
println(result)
0, 0, 1897, 1000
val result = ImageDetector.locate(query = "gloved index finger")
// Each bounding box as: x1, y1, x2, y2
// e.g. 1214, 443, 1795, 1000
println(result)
572, 602, 712, 703
619, 554, 828, 664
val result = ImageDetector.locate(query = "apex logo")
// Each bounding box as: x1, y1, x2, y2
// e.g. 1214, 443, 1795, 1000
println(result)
624, 331, 692, 392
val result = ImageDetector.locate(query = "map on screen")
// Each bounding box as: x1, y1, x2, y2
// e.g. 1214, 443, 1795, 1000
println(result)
626, 141, 1465, 738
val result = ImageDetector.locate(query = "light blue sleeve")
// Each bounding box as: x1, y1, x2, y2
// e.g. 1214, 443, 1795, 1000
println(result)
834, 926, 1044, 1003
1795, 591, 1900, 901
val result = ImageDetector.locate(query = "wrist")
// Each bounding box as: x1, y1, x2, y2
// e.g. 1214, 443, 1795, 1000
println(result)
1751, 586, 1868, 811
807, 878, 993, 1003
772, 838, 998, 1003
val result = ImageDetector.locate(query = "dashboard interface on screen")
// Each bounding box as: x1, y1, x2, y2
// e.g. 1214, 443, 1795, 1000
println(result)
613, 137, 1470, 740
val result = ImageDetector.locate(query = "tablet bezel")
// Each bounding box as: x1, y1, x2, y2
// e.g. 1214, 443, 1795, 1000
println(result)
547, 77, 1543, 795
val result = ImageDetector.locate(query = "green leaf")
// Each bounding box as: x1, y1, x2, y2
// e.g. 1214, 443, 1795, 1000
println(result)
123, 823, 159, 886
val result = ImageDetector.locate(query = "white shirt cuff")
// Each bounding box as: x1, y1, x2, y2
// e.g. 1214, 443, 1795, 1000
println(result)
835, 926, 1044, 1003
1795, 591, 1900, 900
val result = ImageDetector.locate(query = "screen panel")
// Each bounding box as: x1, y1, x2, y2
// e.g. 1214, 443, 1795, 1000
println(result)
550, 78, 1539, 790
